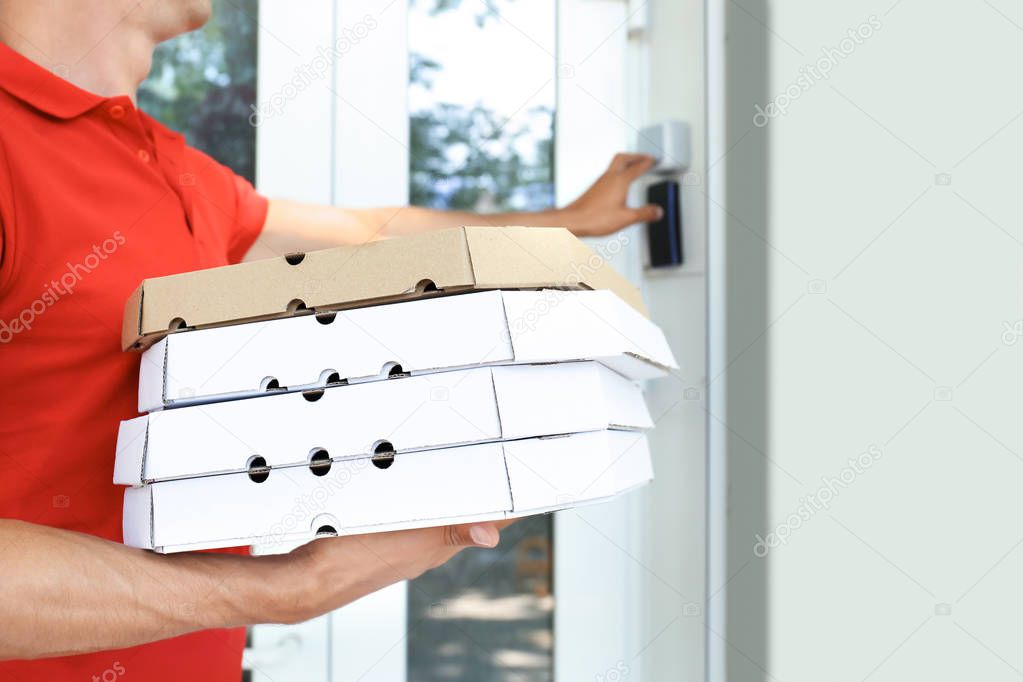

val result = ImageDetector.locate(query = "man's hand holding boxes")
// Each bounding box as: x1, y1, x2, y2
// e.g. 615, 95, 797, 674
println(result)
113, 227, 677, 553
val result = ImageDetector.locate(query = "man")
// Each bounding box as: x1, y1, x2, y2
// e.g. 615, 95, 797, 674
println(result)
0, 1, 660, 679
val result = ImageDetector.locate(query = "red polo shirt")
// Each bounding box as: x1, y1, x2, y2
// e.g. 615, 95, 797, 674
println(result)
0, 43, 267, 680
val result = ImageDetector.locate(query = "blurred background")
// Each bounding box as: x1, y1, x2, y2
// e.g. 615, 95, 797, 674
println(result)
139, 1, 1023, 680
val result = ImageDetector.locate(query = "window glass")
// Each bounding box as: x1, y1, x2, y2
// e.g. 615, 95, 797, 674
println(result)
409, 0, 554, 212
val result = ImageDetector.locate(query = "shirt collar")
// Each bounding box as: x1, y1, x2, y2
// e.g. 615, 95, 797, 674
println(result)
0, 42, 111, 119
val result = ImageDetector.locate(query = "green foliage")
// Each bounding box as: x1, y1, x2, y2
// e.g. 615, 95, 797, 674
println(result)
409, 101, 553, 211
411, 0, 507, 27
409, 52, 442, 90
409, 0, 552, 211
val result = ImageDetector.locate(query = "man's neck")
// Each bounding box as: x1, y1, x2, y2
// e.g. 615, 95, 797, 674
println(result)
0, 2, 157, 101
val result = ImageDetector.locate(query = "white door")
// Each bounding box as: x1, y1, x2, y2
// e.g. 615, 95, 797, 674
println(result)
141, 1, 708, 680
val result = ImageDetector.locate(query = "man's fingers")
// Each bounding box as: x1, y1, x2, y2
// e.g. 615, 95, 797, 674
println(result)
444, 522, 500, 548
631, 203, 664, 224
610, 152, 656, 175
623, 154, 658, 180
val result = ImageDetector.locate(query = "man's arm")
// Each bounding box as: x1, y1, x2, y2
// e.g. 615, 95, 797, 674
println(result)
244, 153, 661, 259
0, 517, 504, 660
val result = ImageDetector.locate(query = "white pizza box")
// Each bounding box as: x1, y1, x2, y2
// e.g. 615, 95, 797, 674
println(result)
122, 429, 653, 553
116, 361, 652, 484
138, 289, 677, 412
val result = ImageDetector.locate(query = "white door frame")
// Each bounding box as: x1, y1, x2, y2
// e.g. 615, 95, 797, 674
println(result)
705, 0, 728, 680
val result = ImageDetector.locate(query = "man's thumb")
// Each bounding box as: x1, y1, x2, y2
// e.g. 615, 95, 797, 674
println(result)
446, 523, 500, 548
632, 203, 664, 224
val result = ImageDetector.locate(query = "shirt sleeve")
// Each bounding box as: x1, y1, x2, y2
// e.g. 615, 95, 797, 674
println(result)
178, 140, 269, 266
228, 172, 269, 264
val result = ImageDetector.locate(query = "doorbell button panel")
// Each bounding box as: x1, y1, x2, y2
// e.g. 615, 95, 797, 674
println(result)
637, 120, 691, 175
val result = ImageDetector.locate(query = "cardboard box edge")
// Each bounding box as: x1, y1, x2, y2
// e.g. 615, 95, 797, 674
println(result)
121, 282, 145, 351
122, 486, 155, 549
113, 416, 150, 486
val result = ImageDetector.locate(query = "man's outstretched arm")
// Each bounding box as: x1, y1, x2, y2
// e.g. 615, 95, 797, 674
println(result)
0, 517, 505, 660
245, 153, 661, 259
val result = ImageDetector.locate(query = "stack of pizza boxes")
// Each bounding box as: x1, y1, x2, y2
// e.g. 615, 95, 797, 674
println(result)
113, 227, 677, 553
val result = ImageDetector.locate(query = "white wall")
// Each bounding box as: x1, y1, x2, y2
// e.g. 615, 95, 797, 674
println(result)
721, 1, 1023, 680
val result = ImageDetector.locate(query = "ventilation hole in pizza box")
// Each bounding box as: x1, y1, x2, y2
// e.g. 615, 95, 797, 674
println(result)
311, 514, 340, 536
308, 448, 331, 476
371, 440, 395, 469
322, 370, 347, 386
383, 361, 408, 379
372, 440, 395, 454
168, 317, 188, 331
247, 455, 270, 483
414, 278, 439, 294
286, 298, 307, 313
284, 252, 306, 266
315, 311, 337, 325
261, 377, 281, 391
303, 389, 324, 402
372, 453, 395, 470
